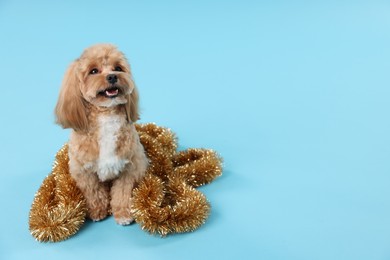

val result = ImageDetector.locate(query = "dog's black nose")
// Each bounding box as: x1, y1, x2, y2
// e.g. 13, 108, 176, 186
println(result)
106, 74, 118, 84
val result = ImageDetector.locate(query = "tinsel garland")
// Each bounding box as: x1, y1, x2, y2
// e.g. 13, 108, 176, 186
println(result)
29, 145, 86, 242
29, 123, 222, 242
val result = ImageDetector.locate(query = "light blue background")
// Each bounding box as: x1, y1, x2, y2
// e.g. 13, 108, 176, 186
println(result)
1, 1, 390, 259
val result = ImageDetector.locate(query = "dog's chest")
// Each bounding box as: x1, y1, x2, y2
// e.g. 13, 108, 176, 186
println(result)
96, 114, 128, 181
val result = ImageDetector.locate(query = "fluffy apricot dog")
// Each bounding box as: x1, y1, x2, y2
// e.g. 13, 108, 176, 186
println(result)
55, 44, 148, 225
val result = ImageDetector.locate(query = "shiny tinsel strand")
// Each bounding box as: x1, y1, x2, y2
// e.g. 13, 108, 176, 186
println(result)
172, 148, 223, 187
29, 145, 87, 242
131, 123, 222, 236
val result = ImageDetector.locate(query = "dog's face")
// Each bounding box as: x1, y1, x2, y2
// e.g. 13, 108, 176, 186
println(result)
77, 45, 134, 108
55, 44, 139, 131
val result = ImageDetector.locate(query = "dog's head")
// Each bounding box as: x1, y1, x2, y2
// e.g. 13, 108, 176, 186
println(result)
55, 44, 139, 131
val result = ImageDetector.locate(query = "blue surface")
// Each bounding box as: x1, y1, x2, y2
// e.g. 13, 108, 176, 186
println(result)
1, 1, 390, 259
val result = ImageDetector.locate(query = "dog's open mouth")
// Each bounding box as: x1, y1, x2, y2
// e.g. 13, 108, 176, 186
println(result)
98, 87, 120, 98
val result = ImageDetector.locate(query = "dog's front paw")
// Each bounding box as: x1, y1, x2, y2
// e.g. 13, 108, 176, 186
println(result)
115, 216, 134, 225
113, 210, 134, 225
88, 206, 109, 222
87, 196, 109, 221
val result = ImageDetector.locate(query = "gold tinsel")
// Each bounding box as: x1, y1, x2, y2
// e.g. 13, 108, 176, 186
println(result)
29, 123, 222, 241
132, 124, 222, 236
29, 145, 86, 242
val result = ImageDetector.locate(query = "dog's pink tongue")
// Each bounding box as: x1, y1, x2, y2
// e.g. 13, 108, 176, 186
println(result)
105, 89, 119, 97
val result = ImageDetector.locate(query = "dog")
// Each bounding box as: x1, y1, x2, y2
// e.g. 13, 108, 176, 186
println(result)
55, 44, 148, 225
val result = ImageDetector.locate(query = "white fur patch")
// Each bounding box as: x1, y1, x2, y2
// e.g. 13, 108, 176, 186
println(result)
97, 114, 128, 181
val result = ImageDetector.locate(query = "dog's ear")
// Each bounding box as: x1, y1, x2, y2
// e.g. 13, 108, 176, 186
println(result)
124, 79, 140, 123
55, 61, 88, 132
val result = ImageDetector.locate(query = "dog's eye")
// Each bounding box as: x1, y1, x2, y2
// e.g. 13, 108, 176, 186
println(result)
114, 66, 123, 72
89, 68, 99, 75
